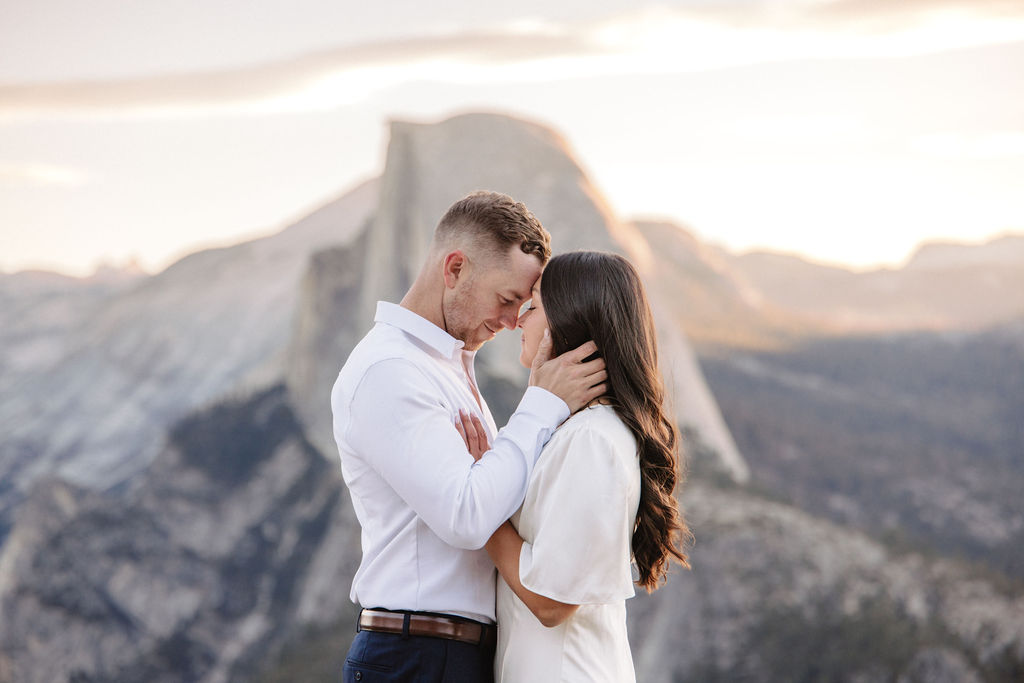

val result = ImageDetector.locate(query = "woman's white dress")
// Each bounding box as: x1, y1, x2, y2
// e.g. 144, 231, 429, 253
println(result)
495, 404, 641, 683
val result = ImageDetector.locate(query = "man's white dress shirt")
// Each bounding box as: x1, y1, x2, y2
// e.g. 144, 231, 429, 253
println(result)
331, 301, 569, 623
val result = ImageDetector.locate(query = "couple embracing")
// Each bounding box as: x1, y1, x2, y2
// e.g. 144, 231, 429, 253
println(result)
331, 191, 692, 682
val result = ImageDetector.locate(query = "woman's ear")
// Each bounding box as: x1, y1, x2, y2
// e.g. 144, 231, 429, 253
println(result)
442, 250, 467, 289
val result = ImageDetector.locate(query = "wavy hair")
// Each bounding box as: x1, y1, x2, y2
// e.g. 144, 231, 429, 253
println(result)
541, 251, 692, 590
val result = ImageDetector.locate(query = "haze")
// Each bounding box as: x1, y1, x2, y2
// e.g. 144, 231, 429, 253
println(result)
1, 0, 1022, 276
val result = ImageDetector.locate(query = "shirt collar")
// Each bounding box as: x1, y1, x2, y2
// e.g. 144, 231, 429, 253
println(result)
375, 301, 465, 360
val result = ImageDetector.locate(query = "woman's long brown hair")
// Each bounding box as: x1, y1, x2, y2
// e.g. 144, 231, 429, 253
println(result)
541, 251, 692, 591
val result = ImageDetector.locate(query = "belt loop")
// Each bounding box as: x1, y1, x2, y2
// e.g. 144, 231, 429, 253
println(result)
356, 608, 364, 633
477, 624, 486, 647
402, 612, 411, 640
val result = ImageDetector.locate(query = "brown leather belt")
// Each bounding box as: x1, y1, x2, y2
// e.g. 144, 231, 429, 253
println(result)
357, 608, 496, 648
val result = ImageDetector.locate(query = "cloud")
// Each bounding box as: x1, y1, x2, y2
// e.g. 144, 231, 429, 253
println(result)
0, 162, 92, 187
678, 0, 1024, 31
801, 0, 1024, 30
912, 131, 1024, 160
0, 1, 1021, 121
0, 28, 604, 120
592, 1, 1024, 66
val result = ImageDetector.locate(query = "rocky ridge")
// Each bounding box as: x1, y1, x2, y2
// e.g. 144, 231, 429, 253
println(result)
0, 179, 377, 500
0, 386, 361, 683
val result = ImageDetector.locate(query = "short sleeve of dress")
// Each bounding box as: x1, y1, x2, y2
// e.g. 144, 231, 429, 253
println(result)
517, 421, 638, 604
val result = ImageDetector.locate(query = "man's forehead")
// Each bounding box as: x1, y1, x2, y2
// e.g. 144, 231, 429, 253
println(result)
500, 278, 535, 302
493, 249, 542, 299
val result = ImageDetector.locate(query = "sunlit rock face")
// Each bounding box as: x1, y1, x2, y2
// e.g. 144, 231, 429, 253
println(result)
720, 236, 1024, 333
287, 112, 747, 484
0, 179, 377, 499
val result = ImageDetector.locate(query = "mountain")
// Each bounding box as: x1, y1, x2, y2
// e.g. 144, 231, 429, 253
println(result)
631, 220, 828, 351
627, 480, 1024, 683
0, 179, 377, 508
0, 268, 143, 391
5, 419, 1022, 682
700, 321, 1024, 580
619, 221, 1024, 577
286, 112, 747, 484
719, 236, 1024, 333
904, 234, 1024, 271
0, 386, 362, 683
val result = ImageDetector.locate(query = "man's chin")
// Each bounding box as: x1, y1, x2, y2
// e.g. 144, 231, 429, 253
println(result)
463, 335, 492, 352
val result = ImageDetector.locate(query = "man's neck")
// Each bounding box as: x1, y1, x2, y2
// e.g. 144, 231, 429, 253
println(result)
399, 281, 445, 332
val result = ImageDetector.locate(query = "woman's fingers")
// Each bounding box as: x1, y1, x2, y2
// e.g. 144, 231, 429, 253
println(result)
470, 414, 489, 457
456, 410, 488, 461
584, 382, 608, 405
466, 413, 481, 457
455, 412, 470, 446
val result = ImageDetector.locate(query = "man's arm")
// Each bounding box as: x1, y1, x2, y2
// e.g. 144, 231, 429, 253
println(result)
345, 358, 567, 549
343, 333, 607, 550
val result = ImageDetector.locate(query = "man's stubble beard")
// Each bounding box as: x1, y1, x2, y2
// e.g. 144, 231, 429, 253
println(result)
442, 281, 484, 351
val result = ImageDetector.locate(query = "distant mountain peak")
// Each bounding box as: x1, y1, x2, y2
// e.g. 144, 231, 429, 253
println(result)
903, 232, 1024, 270
86, 257, 149, 284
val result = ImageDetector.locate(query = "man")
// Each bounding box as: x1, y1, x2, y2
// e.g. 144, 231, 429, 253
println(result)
332, 191, 606, 682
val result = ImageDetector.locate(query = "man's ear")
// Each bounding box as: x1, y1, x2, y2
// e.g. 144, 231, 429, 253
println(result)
442, 250, 467, 289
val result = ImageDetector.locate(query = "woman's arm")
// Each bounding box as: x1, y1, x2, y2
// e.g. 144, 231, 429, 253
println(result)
455, 412, 580, 628
486, 521, 579, 628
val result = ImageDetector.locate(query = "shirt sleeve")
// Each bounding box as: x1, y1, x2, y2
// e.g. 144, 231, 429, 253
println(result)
345, 357, 569, 550
518, 424, 638, 604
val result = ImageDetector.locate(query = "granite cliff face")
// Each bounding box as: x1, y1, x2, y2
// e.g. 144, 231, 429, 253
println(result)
700, 322, 1024, 581
0, 267, 144, 389
0, 386, 362, 683
287, 112, 747, 484
628, 482, 1024, 682
0, 179, 377, 500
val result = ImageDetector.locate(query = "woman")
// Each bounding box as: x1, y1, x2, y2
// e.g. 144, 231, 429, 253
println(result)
458, 251, 692, 682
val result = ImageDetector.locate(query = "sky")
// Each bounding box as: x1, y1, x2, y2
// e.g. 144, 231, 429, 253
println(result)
2, 0, 1023, 276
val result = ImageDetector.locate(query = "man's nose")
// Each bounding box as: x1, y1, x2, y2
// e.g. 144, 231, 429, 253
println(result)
516, 308, 532, 329
500, 311, 518, 330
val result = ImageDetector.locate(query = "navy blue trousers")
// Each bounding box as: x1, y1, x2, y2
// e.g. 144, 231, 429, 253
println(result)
343, 629, 495, 683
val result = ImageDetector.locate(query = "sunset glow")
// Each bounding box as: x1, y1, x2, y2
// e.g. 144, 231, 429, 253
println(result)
1, 0, 1022, 276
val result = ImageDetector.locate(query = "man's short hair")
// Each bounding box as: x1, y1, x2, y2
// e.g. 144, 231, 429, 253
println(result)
434, 191, 551, 264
